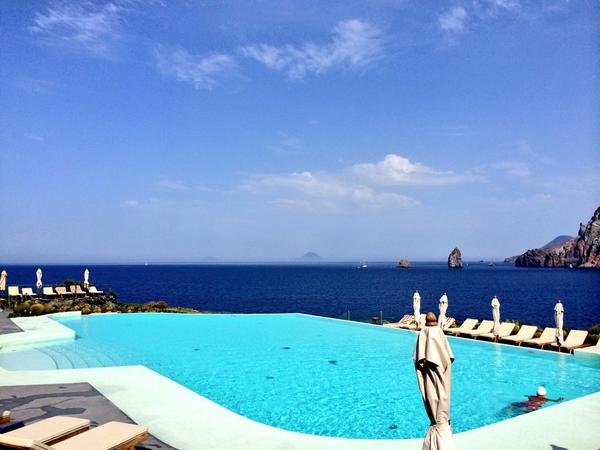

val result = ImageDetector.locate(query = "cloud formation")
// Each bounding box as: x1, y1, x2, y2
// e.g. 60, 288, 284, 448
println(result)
243, 153, 481, 211
439, 7, 468, 34
439, 0, 521, 35
241, 19, 384, 80
352, 154, 483, 185
155, 46, 236, 90
29, 1, 125, 57
155, 46, 236, 89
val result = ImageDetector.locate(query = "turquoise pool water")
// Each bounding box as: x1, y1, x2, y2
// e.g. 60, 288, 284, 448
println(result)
2, 313, 600, 439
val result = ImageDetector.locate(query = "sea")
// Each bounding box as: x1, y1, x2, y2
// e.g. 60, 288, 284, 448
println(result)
2, 262, 599, 329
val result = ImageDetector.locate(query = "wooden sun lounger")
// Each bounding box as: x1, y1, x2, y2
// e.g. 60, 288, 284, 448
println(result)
479, 322, 516, 341
523, 327, 557, 349
446, 318, 478, 336
442, 317, 456, 330
1, 416, 90, 446
461, 320, 494, 338
0, 421, 147, 450
42, 287, 57, 298
383, 314, 413, 328
500, 325, 537, 345
550, 330, 589, 353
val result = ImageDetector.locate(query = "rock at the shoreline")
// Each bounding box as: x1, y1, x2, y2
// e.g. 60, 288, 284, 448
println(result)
505, 235, 572, 263
398, 259, 410, 268
515, 206, 600, 269
448, 247, 463, 268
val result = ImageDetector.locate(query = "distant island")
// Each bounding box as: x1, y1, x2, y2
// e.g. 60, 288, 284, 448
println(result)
296, 252, 323, 261
511, 206, 600, 268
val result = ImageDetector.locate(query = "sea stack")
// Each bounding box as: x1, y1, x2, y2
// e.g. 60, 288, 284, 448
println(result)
398, 259, 410, 268
448, 247, 463, 268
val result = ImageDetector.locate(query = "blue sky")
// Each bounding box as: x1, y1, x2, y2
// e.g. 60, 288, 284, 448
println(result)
1, 0, 598, 263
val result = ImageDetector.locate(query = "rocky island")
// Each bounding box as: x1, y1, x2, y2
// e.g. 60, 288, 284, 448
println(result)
448, 247, 463, 268
398, 259, 410, 268
514, 206, 600, 268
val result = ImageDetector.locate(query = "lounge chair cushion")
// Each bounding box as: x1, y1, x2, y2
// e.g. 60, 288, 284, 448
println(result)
3, 416, 90, 445
0, 435, 54, 450
52, 421, 147, 450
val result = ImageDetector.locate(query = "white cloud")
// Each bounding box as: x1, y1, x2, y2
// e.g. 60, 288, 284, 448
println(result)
489, 161, 531, 177
352, 154, 483, 185
241, 19, 384, 80
24, 133, 44, 142
158, 179, 190, 190
439, 1, 521, 35
243, 171, 417, 211
123, 199, 139, 208
29, 1, 125, 58
155, 46, 236, 89
439, 7, 468, 34
242, 153, 482, 211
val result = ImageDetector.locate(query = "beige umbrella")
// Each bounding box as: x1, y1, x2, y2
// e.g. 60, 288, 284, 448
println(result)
0, 270, 6, 291
554, 300, 564, 346
413, 315, 455, 450
36, 268, 43, 289
491, 296, 500, 338
84, 269, 90, 289
438, 293, 448, 328
413, 290, 421, 326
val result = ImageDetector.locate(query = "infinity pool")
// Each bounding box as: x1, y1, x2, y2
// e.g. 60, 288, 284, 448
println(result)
1, 313, 599, 439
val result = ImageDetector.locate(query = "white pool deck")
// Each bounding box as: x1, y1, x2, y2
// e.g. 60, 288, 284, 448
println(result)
1, 313, 599, 450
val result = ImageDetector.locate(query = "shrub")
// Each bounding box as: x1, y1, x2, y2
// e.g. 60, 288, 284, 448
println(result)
30, 303, 45, 316
156, 300, 168, 309
43, 304, 56, 314
82, 306, 91, 315
14, 303, 29, 315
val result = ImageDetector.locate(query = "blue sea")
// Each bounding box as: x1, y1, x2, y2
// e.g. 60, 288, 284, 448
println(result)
2, 262, 599, 328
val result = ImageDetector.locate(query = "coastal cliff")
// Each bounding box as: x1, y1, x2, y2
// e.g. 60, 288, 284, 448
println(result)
515, 206, 600, 268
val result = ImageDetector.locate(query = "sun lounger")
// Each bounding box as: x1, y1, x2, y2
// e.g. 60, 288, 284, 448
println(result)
461, 320, 495, 338
446, 318, 478, 336
1, 411, 9, 425
523, 327, 557, 349
42, 287, 57, 299
442, 317, 456, 330
68, 285, 86, 296
0, 421, 147, 450
550, 330, 589, 353
8, 286, 22, 302
53, 287, 73, 298
500, 325, 537, 345
576, 338, 600, 355
1, 416, 90, 446
383, 314, 413, 328
21, 288, 37, 299
407, 315, 426, 330
479, 322, 516, 341
87, 286, 104, 295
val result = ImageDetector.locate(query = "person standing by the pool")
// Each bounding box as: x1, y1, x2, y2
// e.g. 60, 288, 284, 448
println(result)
413, 311, 455, 450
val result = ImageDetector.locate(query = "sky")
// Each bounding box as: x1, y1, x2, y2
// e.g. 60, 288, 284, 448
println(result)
1, 0, 599, 263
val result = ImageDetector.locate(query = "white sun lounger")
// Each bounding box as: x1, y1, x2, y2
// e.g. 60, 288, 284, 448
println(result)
0, 421, 147, 450
500, 325, 537, 345
551, 330, 589, 353
383, 314, 413, 328
575, 338, 600, 355
42, 287, 57, 298
8, 286, 22, 301
1, 416, 90, 446
446, 318, 478, 336
524, 327, 557, 349
479, 322, 516, 341
87, 286, 104, 295
21, 288, 37, 299
461, 320, 494, 338
442, 317, 456, 330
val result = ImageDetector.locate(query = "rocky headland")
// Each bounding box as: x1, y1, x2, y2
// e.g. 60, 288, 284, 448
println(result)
448, 247, 463, 268
514, 206, 600, 268
398, 259, 410, 268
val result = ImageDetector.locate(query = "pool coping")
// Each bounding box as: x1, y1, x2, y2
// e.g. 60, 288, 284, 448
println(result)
1, 313, 599, 450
